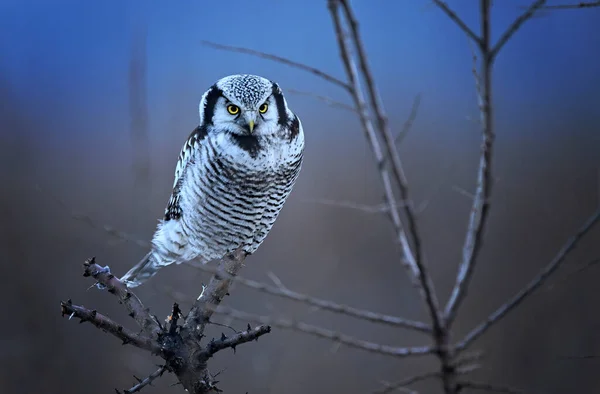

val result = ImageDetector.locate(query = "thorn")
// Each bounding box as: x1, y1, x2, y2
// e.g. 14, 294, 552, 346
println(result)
133, 375, 142, 383
124, 292, 132, 300
129, 312, 135, 318
66, 298, 72, 305
231, 345, 236, 354
247, 323, 251, 331
122, 338, 130, 345
220, 333, 227, 341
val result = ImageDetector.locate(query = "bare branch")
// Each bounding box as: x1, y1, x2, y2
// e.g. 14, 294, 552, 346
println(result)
200, 40, 351, 91
183, 248, 248, 341
286, 88, 357, 113
327, 0, 424, 293
444, 0, 495, 327
301, 198, 409, 214
60, 300, 162, 354
213, 305, 434, 358
337, 0, 442, 328
117, 366, 168, 394
395, 93, 422, 145
457, 208, 600, 351
201, 324, 272, 358
431, 1, 482, 45
82, 258, 162, 338
374, 371, 439, 394
457, 381, 524, 394
184, 261, 432, 333
532, 0, 600, 10
490, 0, 547, 59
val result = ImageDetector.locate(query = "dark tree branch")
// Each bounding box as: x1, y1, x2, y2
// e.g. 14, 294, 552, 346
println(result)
374, 371, 439, 394
490, 0, 547, 59
82, 258, 162, 339
456, 208, 600, 351
182, 248, 247, 341
60, 300, 162, 354
431, 0, 482, 45
62, 250, 269, 394
537, 1, 600, 9
200, 40, 351, 91
395, 93, 422, 145
201, 324, 272, 358
116, 365, 168, 394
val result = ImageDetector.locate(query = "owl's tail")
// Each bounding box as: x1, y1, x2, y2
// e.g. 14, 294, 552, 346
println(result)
120, 250, 171, 288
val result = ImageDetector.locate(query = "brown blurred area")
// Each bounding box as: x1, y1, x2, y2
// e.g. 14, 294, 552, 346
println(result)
1, 47, 600, 394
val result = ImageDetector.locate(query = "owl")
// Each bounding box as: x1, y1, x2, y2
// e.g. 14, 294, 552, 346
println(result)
120, 74, 304, 287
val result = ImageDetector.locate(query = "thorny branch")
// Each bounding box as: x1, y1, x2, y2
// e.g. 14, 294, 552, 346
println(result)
61, 252, 272, 393
116, 365, 168, 394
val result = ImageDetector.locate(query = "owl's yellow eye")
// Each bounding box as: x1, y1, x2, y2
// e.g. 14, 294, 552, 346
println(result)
227, 104, 240, 115
258, 103, 269, 114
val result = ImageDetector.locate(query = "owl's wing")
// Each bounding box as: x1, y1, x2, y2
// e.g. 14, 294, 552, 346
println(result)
164, 125, 209, 221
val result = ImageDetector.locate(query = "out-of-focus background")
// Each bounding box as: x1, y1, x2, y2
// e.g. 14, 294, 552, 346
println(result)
1, 1, 599, 393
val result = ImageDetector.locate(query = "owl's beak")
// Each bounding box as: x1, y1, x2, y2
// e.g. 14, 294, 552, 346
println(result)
243, 111, 257, 134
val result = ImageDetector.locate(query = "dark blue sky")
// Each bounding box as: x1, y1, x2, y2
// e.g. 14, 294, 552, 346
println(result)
1, 1, 599, 140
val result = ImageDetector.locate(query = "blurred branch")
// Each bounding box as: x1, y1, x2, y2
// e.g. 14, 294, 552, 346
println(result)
535, 1, 600, 9
490, 0, 546, 59
286, 88, 357, 112
456, 381, 524, 394
430, 1, 482, 45
212, 305, 434, 358
456, 208, 600, 352
201, 40, 351, 91
374, 371, 439, 394
395, 93, 422, 145
184, 261, 431, 332
444, 0, 495, 328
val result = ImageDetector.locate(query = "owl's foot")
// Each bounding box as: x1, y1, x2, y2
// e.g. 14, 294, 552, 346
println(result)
87, 265, 111, 290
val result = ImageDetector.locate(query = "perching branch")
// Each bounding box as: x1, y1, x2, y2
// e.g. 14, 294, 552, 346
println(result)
60, 299, 162, 354
61, 251, 272, 393
536, 1, 600, 9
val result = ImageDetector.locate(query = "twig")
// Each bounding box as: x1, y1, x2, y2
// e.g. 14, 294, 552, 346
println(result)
286, 88, 357, 112
444, 0, 495, 327
301, 198, 409, 214
60, 300, 162, 354
457, 381, 524, 394
395, 93, 422, 145
183, 261, 432, 333
82, 257, 162, 338
374, 371, 439, 394
537, 1, 600, 9
117, 365, 168, 394
212, 305, 434, 358
431, 1, 482, 45
490, 0, 547, 60
456, 208, 600, 351
201, 325, 272, 358
200, 40, 351, 91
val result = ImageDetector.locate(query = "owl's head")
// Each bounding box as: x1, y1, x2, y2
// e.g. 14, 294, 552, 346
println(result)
198, 74, 293, 137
